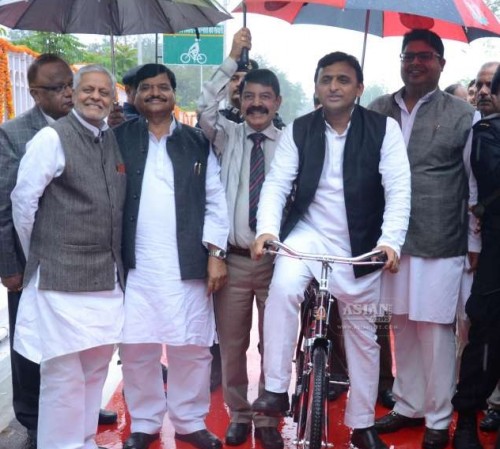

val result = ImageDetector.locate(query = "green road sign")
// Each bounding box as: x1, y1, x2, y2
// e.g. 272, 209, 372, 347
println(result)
163, 26, 224, 66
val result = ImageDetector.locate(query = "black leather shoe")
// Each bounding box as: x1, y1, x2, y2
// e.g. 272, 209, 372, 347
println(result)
378, 389, 396, 410
123, 432, 160, 449
252, 390, 290, 415
255, 427, 284, 449
375, 411, 425, 434
175, 429, 222, 449
480, 409, 500, 432
423, 428, 449, 449
351, 427, 388, 449
98, 408, 118, 425
225, 423, 251, 446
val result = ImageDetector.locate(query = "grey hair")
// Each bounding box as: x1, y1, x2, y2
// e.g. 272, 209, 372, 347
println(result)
73, 64, 116, 96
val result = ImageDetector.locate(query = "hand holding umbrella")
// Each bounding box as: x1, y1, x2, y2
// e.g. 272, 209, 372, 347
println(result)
230, 27, 252, 68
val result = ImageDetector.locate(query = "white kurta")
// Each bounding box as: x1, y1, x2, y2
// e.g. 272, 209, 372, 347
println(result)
122, 129, 229, 346
11, 110, 124, 363
259, 112, 411, 428
380, 91, 481, 323
257, 115, 411, 301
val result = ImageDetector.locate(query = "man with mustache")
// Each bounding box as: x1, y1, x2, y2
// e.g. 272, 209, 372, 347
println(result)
475, 62, 500, 118
114, 63, 229, 449
466, 60, 500, 437
197, 28, 285, 449
10, 64, 125, 449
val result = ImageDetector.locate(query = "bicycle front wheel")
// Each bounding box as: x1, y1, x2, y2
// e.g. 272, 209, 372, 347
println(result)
304, 346, 328, 449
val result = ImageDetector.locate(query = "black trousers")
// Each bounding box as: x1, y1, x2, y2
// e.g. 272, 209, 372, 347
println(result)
452, 290, 500, 412
8, 290, 40, 431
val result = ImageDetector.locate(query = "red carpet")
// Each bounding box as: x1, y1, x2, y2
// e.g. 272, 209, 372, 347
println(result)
95, 353, 498, 449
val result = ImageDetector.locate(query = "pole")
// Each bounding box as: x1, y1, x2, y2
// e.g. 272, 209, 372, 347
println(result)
110, 33, 116, 75
137, 35, 143, 65
361, 10, 370, 71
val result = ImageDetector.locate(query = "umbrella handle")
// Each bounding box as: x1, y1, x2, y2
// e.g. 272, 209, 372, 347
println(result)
240, 1, 249, 66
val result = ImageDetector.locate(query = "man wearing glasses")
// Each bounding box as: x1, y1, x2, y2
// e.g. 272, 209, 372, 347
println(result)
369, 30, 478, 449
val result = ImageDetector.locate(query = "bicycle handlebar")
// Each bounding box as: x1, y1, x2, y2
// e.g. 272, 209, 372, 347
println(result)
263, 240, 387, 266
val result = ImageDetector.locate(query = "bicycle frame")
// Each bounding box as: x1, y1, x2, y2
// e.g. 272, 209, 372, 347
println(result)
263, 240, 385, 449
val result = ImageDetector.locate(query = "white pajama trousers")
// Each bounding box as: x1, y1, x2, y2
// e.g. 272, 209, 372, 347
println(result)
263, 255, 380, 429
38, 345, 114, 449
392, 315, 456, 430
120, 343, 212, 435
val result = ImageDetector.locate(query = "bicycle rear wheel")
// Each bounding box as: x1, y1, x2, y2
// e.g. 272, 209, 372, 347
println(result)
304, 346, 328, 449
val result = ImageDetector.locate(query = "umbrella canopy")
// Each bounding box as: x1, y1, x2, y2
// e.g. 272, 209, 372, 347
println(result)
237, 1, 500, 43
0, 0, 231, 35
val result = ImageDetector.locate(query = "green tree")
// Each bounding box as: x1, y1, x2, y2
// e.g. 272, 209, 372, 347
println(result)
85, 37, 137, 81
10, 31, 86, 64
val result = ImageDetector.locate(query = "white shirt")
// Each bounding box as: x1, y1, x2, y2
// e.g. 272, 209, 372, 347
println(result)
197, 56, 283, 248
122, 126, 229, 345
257, 114, 411, 302
11, 110, 123, 362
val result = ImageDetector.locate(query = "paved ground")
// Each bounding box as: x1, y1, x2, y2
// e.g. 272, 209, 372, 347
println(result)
0, 297, 498, 449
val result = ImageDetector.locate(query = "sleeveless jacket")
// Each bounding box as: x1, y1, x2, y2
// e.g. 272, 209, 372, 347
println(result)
115, 117, 211, 280
370, 89, 474, 257
285, 105, 387, 278
25, 113, 126, 291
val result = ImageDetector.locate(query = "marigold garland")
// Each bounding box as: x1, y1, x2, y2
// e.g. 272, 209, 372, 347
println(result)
0, 38, 39, 124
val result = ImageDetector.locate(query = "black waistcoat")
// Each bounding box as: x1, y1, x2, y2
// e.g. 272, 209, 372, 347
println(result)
282, 105, 386, 278
114, 117, 210, 280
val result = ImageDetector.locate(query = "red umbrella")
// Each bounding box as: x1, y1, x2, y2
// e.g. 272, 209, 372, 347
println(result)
234, 0, 500, 67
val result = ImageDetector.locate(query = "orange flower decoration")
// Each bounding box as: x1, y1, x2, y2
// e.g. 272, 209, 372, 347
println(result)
0, 38, 39, 124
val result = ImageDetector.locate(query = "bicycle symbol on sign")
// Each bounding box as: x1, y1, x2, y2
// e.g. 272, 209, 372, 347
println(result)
180, 39, 208, 64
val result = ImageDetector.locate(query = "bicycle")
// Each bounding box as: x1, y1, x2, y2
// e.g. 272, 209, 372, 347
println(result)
263, 240, 386, 449
180, 39, 208, 64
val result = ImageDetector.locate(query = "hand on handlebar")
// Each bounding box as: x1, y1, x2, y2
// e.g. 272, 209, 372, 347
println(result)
251, 233, 278, 260
374, 245, 399, 273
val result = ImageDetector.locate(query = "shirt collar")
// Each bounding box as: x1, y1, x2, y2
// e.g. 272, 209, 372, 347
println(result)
244, 122, 280, 141
72, 109, 109, 137
395, 87, 437, 111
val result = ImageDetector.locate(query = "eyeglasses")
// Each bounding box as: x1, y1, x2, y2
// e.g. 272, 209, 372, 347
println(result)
400, 52, 441, 63
32, 83, 73, 93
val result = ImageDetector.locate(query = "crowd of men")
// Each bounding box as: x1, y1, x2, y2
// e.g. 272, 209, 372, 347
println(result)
0, 26, 499, 449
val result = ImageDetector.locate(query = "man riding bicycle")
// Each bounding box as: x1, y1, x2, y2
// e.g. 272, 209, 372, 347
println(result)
251, 52, 411, 449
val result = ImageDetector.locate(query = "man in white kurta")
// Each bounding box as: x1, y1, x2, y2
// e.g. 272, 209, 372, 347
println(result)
369, 30, 480, 449
12, 65, 125, 449
113, 64, 229, 449
251, 52, 411, 449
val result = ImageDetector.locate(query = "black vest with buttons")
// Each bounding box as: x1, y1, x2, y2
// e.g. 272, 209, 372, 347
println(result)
114, 116, 210, 280
284, 105, 387, 278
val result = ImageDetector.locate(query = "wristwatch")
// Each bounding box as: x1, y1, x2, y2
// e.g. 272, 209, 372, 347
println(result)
208, 248, 227, 260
